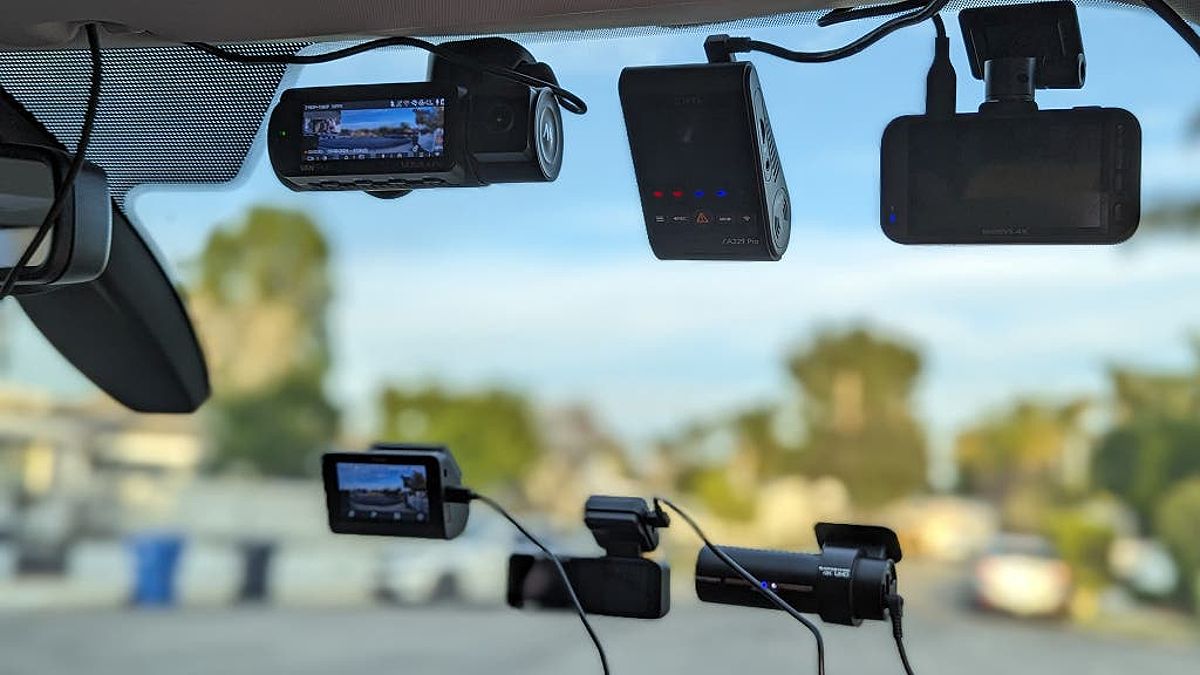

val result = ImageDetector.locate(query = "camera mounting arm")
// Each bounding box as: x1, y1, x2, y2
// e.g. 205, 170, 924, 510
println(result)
583, 496, 670, 558
959, 1, 1086, 113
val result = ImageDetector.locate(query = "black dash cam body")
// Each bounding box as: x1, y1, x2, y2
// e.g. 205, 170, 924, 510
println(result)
695, 523, 901, 626
507, 554, 670, 619
507, 495, 671, 619
620, 62, 791, 260
268, 38, 563, 194
322, 444, 468, 540
881, 107, 1140, 244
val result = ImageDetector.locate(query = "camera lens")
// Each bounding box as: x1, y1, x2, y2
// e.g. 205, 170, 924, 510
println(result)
486, 103, 516, 133
533, 89, 563, 181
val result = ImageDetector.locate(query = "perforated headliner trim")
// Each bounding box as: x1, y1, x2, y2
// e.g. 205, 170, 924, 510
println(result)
0, 42, 307, 204
2, 0, 1195, 48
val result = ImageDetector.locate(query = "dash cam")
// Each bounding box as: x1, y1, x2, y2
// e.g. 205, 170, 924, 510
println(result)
880, 1, 1141, 244
1, 143, 110, 289
321, 444, 469, 540
508, 496, 671, 619
881, 107, 1140, 244
268, 38, 564, 195
620, 60, 791, 260
696, 523, 901, 626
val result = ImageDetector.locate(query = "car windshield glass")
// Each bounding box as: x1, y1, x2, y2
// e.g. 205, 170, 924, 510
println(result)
2, 5, 1199, 675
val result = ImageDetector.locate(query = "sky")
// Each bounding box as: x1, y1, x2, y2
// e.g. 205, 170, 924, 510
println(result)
337, 463, 423, 492
4, 6, 1199, 477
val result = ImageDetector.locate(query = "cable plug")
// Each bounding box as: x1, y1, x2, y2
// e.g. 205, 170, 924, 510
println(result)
886, 593, 905, 640
925, 21, 956, 117
704, 34, 752, 63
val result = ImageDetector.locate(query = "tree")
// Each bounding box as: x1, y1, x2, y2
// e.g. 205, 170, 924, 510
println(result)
1092, 362, 1200, 526
956, 400, 1090, 504
786, 327, 928, 507
377, 386, 544, 492
191, 206, 339, 477
1156, 479, 1200, 611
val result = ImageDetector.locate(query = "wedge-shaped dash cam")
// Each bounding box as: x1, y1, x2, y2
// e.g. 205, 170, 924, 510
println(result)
322, 444, 469, 540
881, 1, 1140, 244
620, 62, 791, 260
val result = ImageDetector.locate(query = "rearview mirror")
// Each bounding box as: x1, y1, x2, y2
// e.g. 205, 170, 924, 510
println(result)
0, 143, 110, 288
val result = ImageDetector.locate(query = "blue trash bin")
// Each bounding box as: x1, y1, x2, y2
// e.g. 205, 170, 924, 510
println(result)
127, 533, 185, 608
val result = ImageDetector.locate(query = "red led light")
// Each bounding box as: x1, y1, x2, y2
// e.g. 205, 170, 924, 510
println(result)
652, 190, 664, 199
671, 190, 684, 199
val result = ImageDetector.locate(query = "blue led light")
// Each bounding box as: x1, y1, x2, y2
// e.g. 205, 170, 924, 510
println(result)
888, 212, 898, 224
716, 189, 728, 198
760, 581, 769, 589
695, 190, 705, 198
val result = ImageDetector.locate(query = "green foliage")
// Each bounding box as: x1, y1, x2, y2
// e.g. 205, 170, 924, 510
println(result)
194, 206, 339, 477
956, 400, 1088, 505
786, 327, 928, 507
680, 466, 758, 522
378, 386, 544, 491
1093, 416, 1200, 525
208, 373, 339, 477
1155, 479, 1200, 610
1042, 508, 1115, 590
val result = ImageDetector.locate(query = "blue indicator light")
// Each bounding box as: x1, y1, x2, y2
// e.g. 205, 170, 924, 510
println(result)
888, 212, 897, 224
760, 581, 769, 589
716, 189, 728, 198
695, 190, 705, 198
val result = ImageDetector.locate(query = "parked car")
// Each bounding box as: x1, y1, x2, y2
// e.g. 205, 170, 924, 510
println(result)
970, 534, 1072, 618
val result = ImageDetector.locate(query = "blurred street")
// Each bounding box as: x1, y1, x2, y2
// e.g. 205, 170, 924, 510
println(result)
1, 563, 1196, 675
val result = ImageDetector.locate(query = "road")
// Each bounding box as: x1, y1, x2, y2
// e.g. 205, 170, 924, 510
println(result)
1, 564, 1197, 674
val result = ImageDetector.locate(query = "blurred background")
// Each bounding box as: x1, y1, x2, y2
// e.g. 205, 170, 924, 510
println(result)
1, 4, 1199, 674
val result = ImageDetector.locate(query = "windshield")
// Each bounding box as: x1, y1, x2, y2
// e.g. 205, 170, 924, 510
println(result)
2, 5, 1199, 674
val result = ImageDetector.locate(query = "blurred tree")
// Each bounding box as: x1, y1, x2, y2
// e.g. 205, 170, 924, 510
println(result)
956, 400, 1090, 505
786, 327, 927, 507
377, 386, 544, 492
1093, 363, 1200, 526
191, 206, 338, 477
1155, 479, 1200, 611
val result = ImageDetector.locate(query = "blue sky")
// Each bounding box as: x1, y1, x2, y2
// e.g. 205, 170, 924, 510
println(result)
339, 107, 417, 131
4, 6, 1199, 480
337, 463, 424, 491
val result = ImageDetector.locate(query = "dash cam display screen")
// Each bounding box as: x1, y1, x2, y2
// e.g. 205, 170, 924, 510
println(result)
906, 116, 1106, 236
333, 462, 430, 524
301, 98, 446, 163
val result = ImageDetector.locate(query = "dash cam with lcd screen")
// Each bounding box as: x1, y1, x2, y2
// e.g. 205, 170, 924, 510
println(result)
881, 1, 1141, 245
620, 62, 791, 260
267, 37, 564, 194
321, 444, 468, 539
881, 107, 1141, 244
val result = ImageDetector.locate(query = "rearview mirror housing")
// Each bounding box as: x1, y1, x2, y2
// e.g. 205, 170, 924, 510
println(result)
0, 143, 110, 288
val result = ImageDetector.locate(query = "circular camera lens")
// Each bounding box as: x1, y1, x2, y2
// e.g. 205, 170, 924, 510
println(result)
533, 90, 563, 180
487, 103, 515, 133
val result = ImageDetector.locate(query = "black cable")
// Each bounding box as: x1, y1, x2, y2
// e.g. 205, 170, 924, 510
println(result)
710, 0, 951, 64
887, 594, 917, 675
654, 497, 826, 675
931, 13, 946, 39
1141, 0, 1200, 58
185, 38, 588, 115
925, 15, 956, 117
819, 0, 928, 27
0, 23, 102, 302
470, 492, 610, 675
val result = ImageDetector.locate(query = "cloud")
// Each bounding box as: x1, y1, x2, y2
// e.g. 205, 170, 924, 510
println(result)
327, 229, 1200, 441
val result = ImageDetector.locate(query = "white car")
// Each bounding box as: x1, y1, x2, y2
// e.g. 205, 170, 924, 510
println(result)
971, 534, 1072, 618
